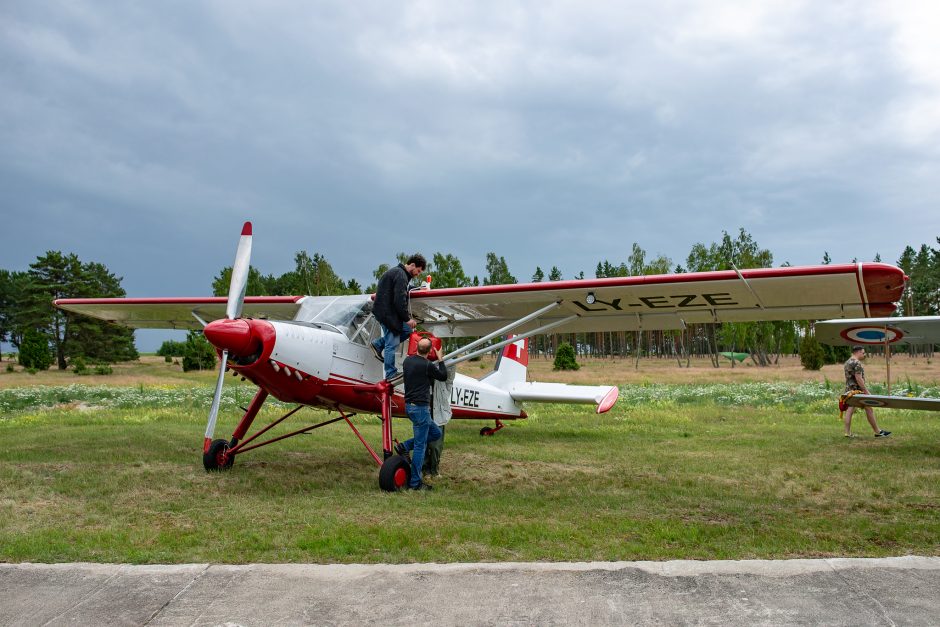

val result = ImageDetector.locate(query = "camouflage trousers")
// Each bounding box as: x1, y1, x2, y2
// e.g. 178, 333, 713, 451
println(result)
422, 426, 445, 477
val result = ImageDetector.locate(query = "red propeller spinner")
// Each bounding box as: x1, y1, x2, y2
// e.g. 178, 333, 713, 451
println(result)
204, 318, 272, 357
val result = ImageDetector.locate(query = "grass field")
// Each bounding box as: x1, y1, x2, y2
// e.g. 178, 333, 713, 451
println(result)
0, 355, 938, 564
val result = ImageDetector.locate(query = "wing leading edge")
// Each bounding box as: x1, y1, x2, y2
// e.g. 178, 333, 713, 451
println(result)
410, 263, 906, 338
54, 296, 305, 330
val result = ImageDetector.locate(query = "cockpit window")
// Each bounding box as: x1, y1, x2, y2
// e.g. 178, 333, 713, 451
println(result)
310, 297, 376, 343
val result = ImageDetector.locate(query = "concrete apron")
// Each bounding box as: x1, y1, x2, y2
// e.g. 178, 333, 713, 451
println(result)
2, 557, 939, 626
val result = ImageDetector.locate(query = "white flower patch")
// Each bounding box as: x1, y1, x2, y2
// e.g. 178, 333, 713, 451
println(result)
0, 385, 294, 416
615, 382, 837, 409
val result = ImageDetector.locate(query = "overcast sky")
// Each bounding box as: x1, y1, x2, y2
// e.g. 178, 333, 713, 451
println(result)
2, 1, 939, 350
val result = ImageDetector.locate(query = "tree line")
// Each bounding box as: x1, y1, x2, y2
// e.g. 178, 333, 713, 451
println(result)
1, 230, 937, 370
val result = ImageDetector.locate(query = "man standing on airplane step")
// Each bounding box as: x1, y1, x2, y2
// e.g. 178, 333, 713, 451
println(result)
371, 254, 426, 380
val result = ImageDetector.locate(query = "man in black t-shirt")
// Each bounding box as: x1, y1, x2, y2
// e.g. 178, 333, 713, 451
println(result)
397, 337, 448, 490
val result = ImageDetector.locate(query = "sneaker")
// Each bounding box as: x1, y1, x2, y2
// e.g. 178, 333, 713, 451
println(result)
844, 433, 856, 438
408, 482, 433, 491
370, 342, 384, 362
875, 430, 892, 438
385, 371, 402, 381
394, 442, 409, 457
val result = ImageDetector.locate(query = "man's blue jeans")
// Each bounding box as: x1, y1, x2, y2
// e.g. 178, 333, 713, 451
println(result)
373, 322, 412, 379
403, 403, 442, 488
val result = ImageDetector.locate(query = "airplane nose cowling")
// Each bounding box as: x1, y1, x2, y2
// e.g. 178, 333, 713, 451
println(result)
204, 318, 264, 356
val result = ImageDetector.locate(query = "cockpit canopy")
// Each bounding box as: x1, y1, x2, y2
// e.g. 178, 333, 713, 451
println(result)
295, 295, 377, 344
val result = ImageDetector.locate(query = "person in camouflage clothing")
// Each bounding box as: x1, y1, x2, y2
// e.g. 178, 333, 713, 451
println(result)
843, 346, 891, 438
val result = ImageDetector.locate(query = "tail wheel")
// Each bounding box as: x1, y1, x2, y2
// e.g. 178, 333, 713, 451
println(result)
204, 438, 235, 472
378, 454, 411, 492
480, 427, 494, 436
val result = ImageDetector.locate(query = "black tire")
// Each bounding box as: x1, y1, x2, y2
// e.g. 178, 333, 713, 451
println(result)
378, 454, 411, 492
203, 438, 235, 472
480, 427, 494, 436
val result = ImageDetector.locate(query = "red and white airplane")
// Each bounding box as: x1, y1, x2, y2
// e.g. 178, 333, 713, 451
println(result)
56, 223, 908, 489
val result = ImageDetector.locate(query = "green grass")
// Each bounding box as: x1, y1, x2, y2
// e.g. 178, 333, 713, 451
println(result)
0, 384, 938, 564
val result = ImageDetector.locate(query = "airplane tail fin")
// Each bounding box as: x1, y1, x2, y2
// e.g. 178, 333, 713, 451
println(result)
485, 336, 619, 414
483, 335, 529, 387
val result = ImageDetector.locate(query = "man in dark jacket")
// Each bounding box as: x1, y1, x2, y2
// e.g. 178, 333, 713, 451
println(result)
371, 254, 426, 379
397, 337, 447, 490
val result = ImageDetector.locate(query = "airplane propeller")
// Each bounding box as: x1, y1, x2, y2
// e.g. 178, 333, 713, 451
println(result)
204, 222, 253, 456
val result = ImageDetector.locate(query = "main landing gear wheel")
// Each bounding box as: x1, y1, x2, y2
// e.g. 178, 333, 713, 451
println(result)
203, 438, 235, 472
378, 454, 411, 492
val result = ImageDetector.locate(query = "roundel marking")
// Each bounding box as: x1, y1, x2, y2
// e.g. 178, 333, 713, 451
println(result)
838, 326, 904, 345
860, 399, 887, 407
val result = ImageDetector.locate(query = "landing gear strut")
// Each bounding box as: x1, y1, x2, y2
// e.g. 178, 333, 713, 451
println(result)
480, 419, 505, 436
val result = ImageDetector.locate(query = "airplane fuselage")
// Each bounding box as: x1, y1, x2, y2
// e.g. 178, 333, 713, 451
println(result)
219, 318, 526, 421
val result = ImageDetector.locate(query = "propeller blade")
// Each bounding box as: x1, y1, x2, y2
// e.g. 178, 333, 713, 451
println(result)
226, 221, 253, 320
205, 349, 229, 443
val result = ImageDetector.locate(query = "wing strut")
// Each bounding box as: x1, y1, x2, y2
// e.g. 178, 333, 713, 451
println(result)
444, 314, 578, 367
731, 263, 766, 310
387, 302, 576, 385
438, 301, 562, 362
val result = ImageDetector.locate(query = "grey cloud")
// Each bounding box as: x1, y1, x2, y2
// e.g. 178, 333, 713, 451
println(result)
2, 1, 939, 352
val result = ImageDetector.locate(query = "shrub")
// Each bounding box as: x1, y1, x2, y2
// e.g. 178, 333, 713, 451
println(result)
71, 356, 88, 375
182, 331, 218, 372
18, 329, 53, 371
822, 343, 850, 365
164, 355, 172, 363
553, 342, 580, 371
93, 364, 113, 375
5, 363, 14, 373
799, 335, 825, 371
157, 340, 187, 357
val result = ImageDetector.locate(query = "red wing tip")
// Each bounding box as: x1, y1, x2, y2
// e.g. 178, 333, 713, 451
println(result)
597, 386, 620, 414
241, 222, 252, 236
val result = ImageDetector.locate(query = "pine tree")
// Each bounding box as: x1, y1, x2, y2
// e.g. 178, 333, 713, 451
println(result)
799, 334, 826, 371
21, 251, 136, 369
553, 342, 579, 371
483, 253, 516, 285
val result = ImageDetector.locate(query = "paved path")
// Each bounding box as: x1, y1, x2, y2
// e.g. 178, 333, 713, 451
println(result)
2, 557, 939, 625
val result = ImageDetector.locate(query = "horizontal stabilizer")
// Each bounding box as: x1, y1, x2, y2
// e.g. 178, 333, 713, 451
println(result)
843, 394, 940, 412
508, 382, 619, 414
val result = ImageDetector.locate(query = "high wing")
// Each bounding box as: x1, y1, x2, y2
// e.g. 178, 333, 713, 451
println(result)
410, 263, 906, 338
815, 316, 940, 346
54, 296, 305, 330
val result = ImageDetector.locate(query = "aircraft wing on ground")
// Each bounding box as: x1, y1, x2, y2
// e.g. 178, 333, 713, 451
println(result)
54, 296, 305, 330
815, 316, 940, 346
410, 263, 906, 338
842, 394, 940, 412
